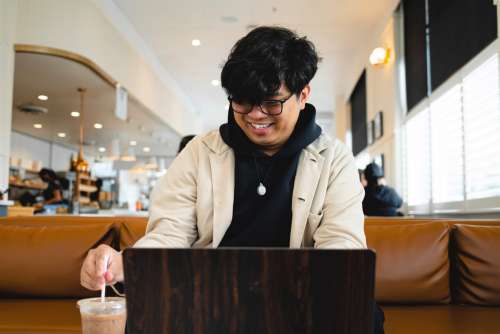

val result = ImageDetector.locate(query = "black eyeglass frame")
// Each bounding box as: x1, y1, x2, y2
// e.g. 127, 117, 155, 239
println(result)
228, 93, 295, 116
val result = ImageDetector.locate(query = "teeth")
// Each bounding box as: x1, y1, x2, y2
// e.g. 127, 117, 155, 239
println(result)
251, 123, 271, 129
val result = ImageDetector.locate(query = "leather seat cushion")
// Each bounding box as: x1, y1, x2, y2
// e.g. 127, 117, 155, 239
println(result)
0, 299, 80, 333
453, 224, 500, 305
365, 222, 450, 304
382, 305, 500, 334
0, 223, 116, 298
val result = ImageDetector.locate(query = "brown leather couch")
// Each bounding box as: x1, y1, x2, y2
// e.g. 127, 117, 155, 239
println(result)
365, 217, 500, 333
1, 215, 499, 333
0, 216, 145, 334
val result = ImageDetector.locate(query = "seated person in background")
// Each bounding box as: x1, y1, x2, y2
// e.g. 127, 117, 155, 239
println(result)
34, 168, 63, 210
362, 162, 403, 216
81, 26, 384, 333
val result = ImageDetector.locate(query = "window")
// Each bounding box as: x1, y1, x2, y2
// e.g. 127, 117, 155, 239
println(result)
430, 85, 464, 203
405, 42, 500, 213
406, 108, 431, 206
463, 55, 500, 200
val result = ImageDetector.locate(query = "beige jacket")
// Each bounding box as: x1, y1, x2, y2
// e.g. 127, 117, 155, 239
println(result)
134, 130, 366, 249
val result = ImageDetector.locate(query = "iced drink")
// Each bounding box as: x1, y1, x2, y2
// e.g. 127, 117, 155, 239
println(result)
77, 297, 126, 334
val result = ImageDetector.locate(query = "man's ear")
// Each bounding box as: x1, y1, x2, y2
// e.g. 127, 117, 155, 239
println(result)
299, 85, 311, 110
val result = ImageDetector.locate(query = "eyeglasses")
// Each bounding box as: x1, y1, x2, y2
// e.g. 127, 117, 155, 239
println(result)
228, 93, 295, 116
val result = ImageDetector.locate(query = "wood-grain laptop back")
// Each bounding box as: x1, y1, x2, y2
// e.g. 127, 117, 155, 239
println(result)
123, 248, 375, 334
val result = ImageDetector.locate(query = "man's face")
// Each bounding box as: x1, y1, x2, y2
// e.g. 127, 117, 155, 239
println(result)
233, 84, 311, 155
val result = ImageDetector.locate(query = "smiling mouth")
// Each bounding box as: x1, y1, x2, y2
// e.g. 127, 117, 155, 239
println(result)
249, 123, 273, 129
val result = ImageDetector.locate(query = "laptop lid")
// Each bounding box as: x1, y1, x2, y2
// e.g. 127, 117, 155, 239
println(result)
123, 248, 375, 334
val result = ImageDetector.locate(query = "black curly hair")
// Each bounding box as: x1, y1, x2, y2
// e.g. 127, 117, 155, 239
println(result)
221, 26, 320, 105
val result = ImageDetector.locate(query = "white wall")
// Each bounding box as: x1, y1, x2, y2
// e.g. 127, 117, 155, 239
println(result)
10, 132, 51, 169
14, 0, 202, 135
335, 16, 402, 191
0, 0, 17, 194
10, 131, 78, 172
334, 94, 348, 143
51, 144, 77, 172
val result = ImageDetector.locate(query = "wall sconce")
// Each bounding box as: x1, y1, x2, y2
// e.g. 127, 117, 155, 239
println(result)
369, 47, 390, 67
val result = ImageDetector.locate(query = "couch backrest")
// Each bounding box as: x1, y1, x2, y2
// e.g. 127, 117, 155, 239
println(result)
0, 222, 116, 298
118, 217, 148, 250
1, 215, 499, 304
451, 224, 500, 306
365, 221, 450, 304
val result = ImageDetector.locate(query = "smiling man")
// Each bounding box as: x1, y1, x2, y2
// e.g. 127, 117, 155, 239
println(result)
81, 26, 384, 333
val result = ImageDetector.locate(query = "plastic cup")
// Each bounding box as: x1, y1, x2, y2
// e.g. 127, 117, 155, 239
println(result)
77, 297, 126, 334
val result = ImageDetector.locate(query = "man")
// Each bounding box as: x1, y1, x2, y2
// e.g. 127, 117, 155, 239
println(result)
362, 162, 403, 216
81, 26, 383, 332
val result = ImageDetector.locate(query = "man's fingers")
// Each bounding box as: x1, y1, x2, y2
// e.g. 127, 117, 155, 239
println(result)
80, 245, 114, 291
84, 267, 104, 286
104, 271, 114, 283
95, 256, 106, 277
81, 277, 102, 291
94, 245, 112, 276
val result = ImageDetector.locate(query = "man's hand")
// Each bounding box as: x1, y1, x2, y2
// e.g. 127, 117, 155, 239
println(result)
80, 244, 124, 291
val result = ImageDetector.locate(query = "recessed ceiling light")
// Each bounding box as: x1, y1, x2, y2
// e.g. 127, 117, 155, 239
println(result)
57, 132, 66, 138
211, 79, 220, 86
191, 39, 201, 46
129, 140, 137, 146
37, 95, 48, 101
33, 124, 42, 129
143, 147, 151, 153
94, 123, 103, 129
98, 147, 106, 153
70, 111, 80, 117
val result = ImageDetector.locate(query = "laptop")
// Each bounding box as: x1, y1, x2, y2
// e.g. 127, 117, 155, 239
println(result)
123, 248, 375, 334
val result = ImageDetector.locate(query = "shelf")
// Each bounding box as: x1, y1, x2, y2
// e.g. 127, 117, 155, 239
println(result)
79, 196, 91, 204
77, 174, 92, 180
9, 182, 47, 190
79, 185, 97, 193
9, 166, 40, 174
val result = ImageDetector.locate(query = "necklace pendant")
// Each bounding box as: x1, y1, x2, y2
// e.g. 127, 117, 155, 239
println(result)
257, 182, 266, 196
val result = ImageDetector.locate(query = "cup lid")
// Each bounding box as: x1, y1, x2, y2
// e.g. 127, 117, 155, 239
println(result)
77, 297, 126, 313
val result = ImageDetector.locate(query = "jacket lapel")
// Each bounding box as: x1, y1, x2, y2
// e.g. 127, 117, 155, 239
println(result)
209, 149, 235, 247
290, 148, 324, 248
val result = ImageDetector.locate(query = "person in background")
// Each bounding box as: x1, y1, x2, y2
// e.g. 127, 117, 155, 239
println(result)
34, 168, 63, 210
177, 135, 196, 154
362, 162, 403, 216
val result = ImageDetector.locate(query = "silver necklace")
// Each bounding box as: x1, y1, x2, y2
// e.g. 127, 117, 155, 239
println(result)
253, 155, 273, 196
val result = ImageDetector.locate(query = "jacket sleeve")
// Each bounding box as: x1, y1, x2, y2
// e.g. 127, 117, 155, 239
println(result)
313, 142, 367, 249
133, 139, 199, 248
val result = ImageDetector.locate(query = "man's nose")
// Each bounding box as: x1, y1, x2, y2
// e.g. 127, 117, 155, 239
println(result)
247, 105, 266, 118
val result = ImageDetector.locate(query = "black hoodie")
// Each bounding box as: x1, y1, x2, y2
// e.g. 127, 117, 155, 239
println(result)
363, 185, 403, 216
218, 103, 321, 247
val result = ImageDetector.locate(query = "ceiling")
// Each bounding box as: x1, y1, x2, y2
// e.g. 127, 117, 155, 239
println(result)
12, 52, 181, 159
112, 0, 400, 130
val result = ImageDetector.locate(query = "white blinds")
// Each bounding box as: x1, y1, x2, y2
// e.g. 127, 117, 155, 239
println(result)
463, 54, 500, 200
405, 48, 500, 211
430, 85, 464, 203
406, 109, 431, 206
